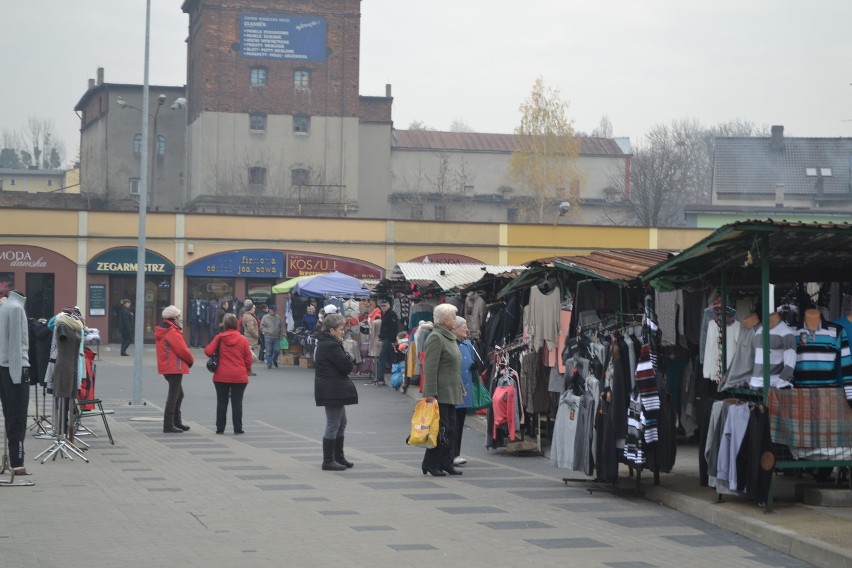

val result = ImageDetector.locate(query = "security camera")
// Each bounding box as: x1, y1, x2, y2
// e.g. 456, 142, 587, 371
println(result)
158, 93, 167, 105
170, 97, 187, 110
558, 201, 571, 215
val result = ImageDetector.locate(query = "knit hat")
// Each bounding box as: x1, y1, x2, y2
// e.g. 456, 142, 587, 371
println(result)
162, 305, 181, 320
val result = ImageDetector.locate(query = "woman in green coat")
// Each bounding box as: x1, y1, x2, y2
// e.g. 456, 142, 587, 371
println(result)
421, 303, 465, 476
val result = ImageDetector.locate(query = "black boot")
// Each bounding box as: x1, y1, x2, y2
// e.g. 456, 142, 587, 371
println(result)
322, 438, 346, 471
334, 436, 353, 468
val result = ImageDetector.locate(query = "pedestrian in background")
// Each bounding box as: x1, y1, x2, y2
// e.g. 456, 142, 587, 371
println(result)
215, 300, 231, 333
205, 313, 252, 434
375, 299, 399, 387
261, 305, 284, 369
241, 304, 259, 376
155, 305, 194, 433
118, 299, 134, 356
453, 316, 481, 467
313, 313, 358, 471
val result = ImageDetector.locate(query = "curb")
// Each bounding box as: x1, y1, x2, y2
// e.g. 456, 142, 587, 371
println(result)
643, 484, 852, 568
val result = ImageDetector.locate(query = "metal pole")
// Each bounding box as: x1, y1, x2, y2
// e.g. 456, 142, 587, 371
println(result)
132, 0, 152, 406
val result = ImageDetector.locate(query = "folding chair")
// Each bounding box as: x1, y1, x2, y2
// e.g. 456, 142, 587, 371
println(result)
75, 359, 115, 445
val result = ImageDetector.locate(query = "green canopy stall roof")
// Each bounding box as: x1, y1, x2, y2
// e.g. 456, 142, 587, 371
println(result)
639, 219, 852, 290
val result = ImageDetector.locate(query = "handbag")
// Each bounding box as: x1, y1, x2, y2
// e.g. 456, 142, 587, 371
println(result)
405, 398, 440, 448
469, 377, 492, 411
206, 338, 220, 373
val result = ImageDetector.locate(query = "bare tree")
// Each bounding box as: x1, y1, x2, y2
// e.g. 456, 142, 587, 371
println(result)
508, 77, 583, 223
449, 118, 474, 132
396, 153, 475, 221
23, 117, 65, 169
591, 114, 613, 138
408, 120, 434, 131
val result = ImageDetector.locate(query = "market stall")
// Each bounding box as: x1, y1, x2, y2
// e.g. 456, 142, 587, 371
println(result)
640, 219, 852, 510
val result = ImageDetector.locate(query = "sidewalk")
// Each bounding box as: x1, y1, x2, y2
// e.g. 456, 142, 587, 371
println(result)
397, 378, 852, 568
3, 344, 852, 567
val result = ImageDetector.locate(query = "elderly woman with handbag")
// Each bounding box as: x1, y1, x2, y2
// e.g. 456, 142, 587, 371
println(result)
205, 313, 253, 434
155, 305, 194, 433
421, 303, 465, 476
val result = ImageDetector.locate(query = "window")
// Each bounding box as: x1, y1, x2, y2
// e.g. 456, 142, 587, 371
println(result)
805, 168, 817, 177
434, 204, 447, 221
248, 167, 267, 186
462, 185, 474, 195
410, 203, 423, 220
294, 69, 310, 89
507, 208, 519, 223
820, 168, 833, 177
250, 67, 267, 86
130, 178, 140, 195
291, 168, 310, 186
156, 135, 165, 156
293, 115, 310, 134
249, 113, 267, 132
9, 178, 15, 187
133, 133, 143, 154
47, 180, 53, 187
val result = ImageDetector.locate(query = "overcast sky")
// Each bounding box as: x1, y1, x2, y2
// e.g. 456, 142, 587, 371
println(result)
3, 1, 851, 166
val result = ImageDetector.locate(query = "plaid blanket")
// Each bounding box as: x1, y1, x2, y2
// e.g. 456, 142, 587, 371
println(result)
769, 388, 852, 448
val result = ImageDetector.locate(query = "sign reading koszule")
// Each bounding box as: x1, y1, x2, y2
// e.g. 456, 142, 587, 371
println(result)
286, 253, 382, 280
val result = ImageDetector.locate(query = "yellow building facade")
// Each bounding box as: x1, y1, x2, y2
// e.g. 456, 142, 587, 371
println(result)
0, 209, 711, 343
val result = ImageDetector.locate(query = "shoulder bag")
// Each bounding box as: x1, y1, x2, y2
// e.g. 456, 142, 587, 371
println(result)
206, 338, 221, 373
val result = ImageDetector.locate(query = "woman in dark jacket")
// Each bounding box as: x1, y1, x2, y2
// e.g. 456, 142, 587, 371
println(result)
155, 305, 194, 433
204, 313, 253, 434
215, 300, 231, 333
314, 313, 358, 471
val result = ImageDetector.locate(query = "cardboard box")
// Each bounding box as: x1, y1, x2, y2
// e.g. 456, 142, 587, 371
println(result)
299, 356, 314, 369
281, 353, 297, 366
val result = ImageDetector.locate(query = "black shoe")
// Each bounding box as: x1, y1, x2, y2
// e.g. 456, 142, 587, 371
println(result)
442, 467, 463, 476
422, 467, 446, 477
334, 437, 353, 468
120, 353, 128, 356
176, 424, 190, 431
215, 430, 224, 434
163, 426, 183, 433
234, 430, 245, 435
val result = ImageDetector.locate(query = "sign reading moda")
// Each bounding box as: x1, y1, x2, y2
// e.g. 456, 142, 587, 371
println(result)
88, 249, 175, 275
240, 14, 327, 61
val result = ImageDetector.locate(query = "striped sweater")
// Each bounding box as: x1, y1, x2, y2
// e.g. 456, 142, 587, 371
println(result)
794, 321, 852, 403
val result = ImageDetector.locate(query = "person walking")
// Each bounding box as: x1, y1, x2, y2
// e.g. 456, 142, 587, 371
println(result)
118, 299, 134, 356
241, 304, 259, 376
215, 300, 230, 333
375, 299, 399, 386
421, 303, 464, 476
313, 313, 358, 471
261, 305, 284, 369
155, 305, 194, 433
0, 290, 31, 475
205, 313, 253, 434
453, 316, 481, 467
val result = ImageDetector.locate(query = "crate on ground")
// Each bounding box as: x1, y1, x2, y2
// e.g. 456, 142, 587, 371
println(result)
299, 356, 314, 369
281, 353, 298, 366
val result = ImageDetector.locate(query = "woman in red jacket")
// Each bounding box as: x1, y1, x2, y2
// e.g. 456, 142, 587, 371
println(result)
204, 313, 253, 434
155, 305, 195, 433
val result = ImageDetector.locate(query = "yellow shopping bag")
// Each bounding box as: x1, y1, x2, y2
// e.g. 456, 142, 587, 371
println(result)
406, 398, 440, 449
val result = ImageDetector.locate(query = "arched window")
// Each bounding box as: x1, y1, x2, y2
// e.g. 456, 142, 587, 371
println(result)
133, 133, 143, 154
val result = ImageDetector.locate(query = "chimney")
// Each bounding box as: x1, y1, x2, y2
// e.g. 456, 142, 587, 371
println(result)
97, 67, 104, 85
385, 83, 392, 98
775, 183, 785, 208
770, 125, 784, 151
88, 78, 95, 90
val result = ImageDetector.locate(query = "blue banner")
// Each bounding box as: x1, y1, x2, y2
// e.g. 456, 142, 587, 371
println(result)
185, 250, 284, 278
240, 14, 327, 61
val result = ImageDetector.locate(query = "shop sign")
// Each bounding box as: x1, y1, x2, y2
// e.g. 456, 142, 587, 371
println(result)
0, 249, 49, 269
407, 253, 484, 264
185, 250, 284, 278
286, 253, 383, 280
87, 249, 175, 275
88, 284, 106, 316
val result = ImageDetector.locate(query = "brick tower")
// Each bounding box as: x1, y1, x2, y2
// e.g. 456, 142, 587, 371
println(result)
181, 0, 365, 214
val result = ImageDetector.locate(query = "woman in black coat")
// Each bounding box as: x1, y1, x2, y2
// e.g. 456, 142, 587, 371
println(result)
314, 313, 358, 471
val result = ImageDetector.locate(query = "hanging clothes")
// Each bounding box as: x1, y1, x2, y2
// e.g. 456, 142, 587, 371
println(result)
524, 285, 561, 351
748, 318, 796, 390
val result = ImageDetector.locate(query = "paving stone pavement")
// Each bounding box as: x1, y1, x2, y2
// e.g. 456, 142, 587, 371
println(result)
0, 346, 848, 567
